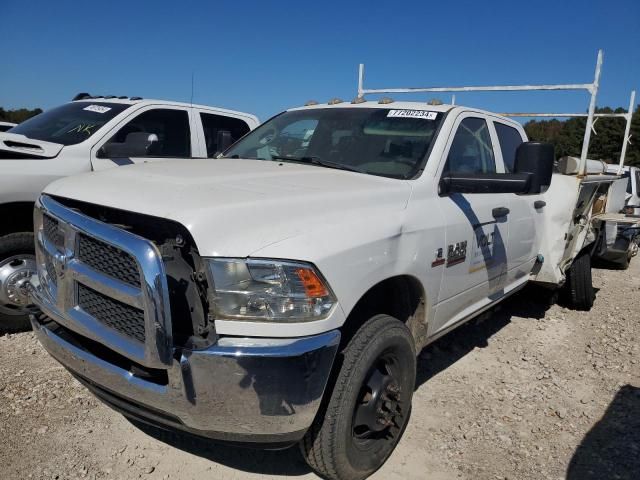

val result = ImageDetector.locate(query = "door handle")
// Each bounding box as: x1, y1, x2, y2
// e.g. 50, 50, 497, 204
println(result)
492, 207, 510, 218
534, 200, 546, 209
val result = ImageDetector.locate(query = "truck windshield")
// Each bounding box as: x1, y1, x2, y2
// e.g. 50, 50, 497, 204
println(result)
223, 108, 444, 179
9, 102, 131, 146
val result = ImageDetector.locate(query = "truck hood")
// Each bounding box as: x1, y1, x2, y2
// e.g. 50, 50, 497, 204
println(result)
0, 132, 64, 159
44, 158, 412, 256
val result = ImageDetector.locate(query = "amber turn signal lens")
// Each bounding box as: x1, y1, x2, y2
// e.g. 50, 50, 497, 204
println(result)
295, 268, 329, 298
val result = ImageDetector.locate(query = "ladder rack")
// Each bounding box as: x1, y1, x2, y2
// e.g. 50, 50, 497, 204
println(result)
356, 51, 619, 176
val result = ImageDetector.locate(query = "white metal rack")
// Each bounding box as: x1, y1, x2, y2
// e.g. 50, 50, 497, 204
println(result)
356, 50, 635, 176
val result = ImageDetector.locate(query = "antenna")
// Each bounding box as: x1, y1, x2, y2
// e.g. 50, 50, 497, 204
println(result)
190, 71, 195, 106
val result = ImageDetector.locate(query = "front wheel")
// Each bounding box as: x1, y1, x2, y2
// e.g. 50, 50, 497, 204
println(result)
300, 315, 416, 480
0, 233, 37, 333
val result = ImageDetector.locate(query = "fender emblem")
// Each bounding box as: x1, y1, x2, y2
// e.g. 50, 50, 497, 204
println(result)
431, 248, 445, 267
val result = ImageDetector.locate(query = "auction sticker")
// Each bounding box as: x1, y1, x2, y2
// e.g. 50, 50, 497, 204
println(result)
387, 110, 437, 120
83, 105, 112, 114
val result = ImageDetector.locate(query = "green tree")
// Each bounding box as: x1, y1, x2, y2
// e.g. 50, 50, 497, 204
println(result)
524, 103, 640, 167
0, 107, 43, 124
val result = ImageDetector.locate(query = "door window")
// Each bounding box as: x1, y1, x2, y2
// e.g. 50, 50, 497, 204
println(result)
200, 112, 251, 157
443, 117, 496, 174
494, 122, 524, 172
100, 109, 191, 158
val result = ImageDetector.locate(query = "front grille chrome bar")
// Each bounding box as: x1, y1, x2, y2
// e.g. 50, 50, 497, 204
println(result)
33, 195, 173, 368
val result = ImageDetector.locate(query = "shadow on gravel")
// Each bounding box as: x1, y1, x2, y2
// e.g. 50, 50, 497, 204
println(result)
567, 385, 640, 480
129, 419, 312, 476
415, 284, 553, 389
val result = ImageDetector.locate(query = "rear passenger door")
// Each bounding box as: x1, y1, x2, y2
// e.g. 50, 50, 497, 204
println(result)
92, 107, 195, 169
432, 114, 510, 335
492, 119, 540, 285
195, 111, 252, 158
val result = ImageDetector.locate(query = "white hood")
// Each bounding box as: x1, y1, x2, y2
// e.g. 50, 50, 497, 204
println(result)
44, 159, 412, 257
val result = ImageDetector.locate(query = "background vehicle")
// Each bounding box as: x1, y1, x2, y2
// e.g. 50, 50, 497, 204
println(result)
0, 94, 258, 331
0, 121, 17, 132
27, 52, 625, 480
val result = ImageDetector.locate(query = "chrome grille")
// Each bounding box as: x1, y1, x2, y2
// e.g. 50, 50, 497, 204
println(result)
34, 195, 173, 368
45, 256, 58, 287
77, 284, 146, 343
43, 214, 63, 248
77, 233, 140, 287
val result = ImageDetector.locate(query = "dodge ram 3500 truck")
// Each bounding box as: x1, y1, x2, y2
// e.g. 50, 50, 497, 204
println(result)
28, 97, 570, 479
0, 95, 258, 330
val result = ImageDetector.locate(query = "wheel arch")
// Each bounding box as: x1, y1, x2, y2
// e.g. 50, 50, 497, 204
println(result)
0, 202, 35, 237
340, 274, 428, 351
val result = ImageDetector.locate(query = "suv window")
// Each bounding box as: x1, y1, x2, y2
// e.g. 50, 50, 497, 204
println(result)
443, 117, 496, 174
200, 112, 251, 157
494, 122, 523, 172
635, 170, 640, 195
102, 109, 191, 157
9, 102, 130, 145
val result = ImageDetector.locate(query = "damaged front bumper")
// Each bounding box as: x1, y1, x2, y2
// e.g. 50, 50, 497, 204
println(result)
31, 312, 340, 446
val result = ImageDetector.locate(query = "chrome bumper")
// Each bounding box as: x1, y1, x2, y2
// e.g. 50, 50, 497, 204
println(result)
32, 313, 340, 445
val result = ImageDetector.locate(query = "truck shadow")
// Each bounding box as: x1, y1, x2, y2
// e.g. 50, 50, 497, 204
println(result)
567, 384, 640, 480
415, 284, 552, 388
128, 419, 312, 476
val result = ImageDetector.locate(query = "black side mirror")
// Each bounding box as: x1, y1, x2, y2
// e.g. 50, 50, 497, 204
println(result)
100, 132, 159, 158
514, 142, 554, 194
216, 130, 233, 155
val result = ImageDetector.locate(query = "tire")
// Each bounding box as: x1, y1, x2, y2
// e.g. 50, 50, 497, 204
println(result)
563, 251, 594, 311
616, 250, 632, 270
300, 315, 416, 480
0, 232, 36, 333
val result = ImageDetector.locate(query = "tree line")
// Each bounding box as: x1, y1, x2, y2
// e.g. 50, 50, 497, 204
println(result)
0, 107, 42, 124
524, 105, 640, 167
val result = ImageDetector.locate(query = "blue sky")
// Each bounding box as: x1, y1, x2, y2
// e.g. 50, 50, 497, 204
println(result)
1, 0, 638, 122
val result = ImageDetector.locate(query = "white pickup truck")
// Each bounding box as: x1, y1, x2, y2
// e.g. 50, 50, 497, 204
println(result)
30, 96, 594, 479
0, 95, 258, 329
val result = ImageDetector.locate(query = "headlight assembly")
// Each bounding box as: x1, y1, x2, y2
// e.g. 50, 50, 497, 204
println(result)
206, 258, 336, 322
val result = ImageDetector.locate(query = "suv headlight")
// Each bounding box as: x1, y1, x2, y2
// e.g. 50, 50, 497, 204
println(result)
206, 258, 337, 322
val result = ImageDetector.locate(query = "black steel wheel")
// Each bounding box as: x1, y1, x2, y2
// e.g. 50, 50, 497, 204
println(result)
300, 314, 416, 480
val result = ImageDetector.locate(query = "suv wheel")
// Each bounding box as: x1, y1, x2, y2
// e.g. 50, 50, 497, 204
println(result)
300, 314, 416, 480
0, 233, 37, 332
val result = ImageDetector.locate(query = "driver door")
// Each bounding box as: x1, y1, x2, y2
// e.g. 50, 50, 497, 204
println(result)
91, 107, 196, 170
431, 114, 510, 335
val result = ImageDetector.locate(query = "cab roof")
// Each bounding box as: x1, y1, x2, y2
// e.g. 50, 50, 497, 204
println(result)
287, 100, 522, 128
71, 97, 258, 120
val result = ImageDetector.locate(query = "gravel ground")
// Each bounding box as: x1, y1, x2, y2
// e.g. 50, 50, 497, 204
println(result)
1, 261, 638, 480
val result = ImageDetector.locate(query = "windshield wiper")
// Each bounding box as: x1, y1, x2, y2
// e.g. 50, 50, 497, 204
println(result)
270, 155, 364, 174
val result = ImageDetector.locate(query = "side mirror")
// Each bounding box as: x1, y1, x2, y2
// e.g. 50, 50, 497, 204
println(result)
100, 132, 159, 157
439, 141, 555, 196
514, 142, 554, 194
216, 130, 233, 155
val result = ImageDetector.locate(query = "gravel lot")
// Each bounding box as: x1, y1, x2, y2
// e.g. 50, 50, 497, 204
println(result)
1, 261, 638, 480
